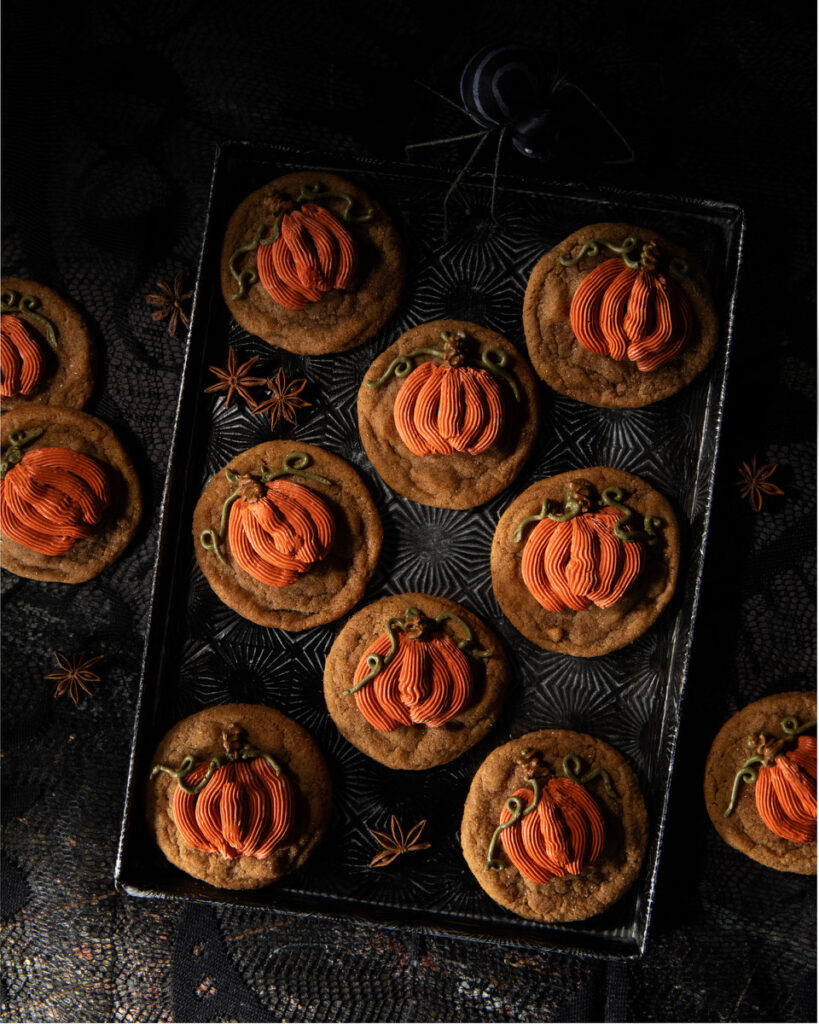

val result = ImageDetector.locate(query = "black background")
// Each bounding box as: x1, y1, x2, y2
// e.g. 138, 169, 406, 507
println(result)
1, 1, 815, 1020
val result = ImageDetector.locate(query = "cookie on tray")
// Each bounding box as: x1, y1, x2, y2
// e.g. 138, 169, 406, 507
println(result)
491, 467, 679, 656
221, 171, 405, 355
704, 691, 816, 874
461, 730, 648, 922
523, 223, 718, 408
1, 277, 95, 411
358, 319, 539, 509
323, 593, 509, 769
0, 405, 142, 583
193, 441, 382, 630
147, 703, 332, 890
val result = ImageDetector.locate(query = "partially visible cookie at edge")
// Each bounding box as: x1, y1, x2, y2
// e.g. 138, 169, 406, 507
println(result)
461, 729, 648, 922
221, 171, 405, 355
0, 405, 142, 583
146, 703, 332, 890
704, 691, 816, 874
323, 592, 510, 770
523, 223, 718, 408
1, 277, 95, 411
193, 441, 382, 630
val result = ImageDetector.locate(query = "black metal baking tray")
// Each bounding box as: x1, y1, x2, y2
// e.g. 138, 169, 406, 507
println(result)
115, 142, 744, 959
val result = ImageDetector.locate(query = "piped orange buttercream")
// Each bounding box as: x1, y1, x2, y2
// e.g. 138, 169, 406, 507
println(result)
257, 203, 357, 311
1, 314, 46, 398
500, 777, 606, 884
521, 506, 644, 612
570, 246, 693, 372
755, 735, 816, 844
0, 447, 110, 555
227, 476, 335, 587
353, 626, 474, 732
172, 757, 294, 860
394, 361, 504, 456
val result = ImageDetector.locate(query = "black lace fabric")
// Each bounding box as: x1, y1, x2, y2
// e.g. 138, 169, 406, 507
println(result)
2, 1, 815, 1020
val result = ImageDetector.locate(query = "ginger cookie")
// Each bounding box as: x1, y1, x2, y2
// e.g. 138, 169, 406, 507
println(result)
221, 171, 405, 355
193, 441, 382, 630
146, 703, 332, 890
491, 467, 679, 657
1, 277, 95, 411
323, 593, 509, 770
461, 730, 648, 922
523, 222, 718, 408
358, 319, 539, 509
0, 405, 142, 583
704, 691, 816, 874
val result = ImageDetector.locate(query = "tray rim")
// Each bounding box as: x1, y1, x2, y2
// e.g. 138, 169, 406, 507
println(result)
115, 140, 746, 960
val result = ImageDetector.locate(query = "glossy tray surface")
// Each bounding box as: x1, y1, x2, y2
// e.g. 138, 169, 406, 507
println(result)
116, 143, 744, 959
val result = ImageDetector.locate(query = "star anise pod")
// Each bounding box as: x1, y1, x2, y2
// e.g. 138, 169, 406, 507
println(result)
737, 457, 784, 512
252, 367, 311, 431
204, 347, 267, 410
146, 271, 193, 338
368, 815, 431, 868
45, 651, 103, 706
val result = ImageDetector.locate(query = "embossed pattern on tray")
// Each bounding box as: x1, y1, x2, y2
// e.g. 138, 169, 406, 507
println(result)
116, 144, 744, 959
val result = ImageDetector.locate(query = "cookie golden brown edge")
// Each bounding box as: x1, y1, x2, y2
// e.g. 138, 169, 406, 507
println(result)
323, 593, 510, 770
704, 691, 816, 874
523, 222, 718, 408
461, 729, 648, 922
146, 703, 332, 890
221, 171, 405, 355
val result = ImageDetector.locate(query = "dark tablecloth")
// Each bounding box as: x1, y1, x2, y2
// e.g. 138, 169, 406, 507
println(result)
1, 1, 815, 1020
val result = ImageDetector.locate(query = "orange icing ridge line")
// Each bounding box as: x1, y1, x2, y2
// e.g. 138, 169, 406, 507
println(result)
353, 625, 475, 733
0, 447, 110, 556
1, 314, 46, 399
755, 735, 816, 844
227, 477, 335, 587
568, 250, 694, 373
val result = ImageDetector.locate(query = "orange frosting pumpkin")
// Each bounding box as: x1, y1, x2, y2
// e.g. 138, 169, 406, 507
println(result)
754, 734, 816, 844
0, 314, 46, 398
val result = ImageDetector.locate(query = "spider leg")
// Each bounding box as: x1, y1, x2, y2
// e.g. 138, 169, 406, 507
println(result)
404, 130, 488, 154
559, 81, 636, 165
442, 129, 493, 236
489, 124, 507, 220
414, 78, 476, 117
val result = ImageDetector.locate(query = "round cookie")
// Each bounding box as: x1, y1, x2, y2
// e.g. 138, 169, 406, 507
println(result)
358, 319, 539, 509
704, 691, 816, 874
221, 171, 405, 355
523, 222, 718, 408
1, 277, 95, 411
461, 729, 648, 922
491, 467, 680, 657
146, 703, 332, 890
193, 441, 382, 630
324, 593, 509, 770
1, 405, 142, 583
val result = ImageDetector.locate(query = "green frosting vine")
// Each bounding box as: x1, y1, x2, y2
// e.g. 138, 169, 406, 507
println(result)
199, 451, 332, 565
724, 714, 817, 817
513, 483, 661, 545
1, 290, 58, 350
558, 236, 701, 295
151, 742, 283, 795
0, 428, 44, 479
342, 606, 493, 696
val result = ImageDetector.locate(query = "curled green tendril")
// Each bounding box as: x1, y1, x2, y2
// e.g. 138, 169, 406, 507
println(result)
151, 755, 223, 795
200, 453, 331, 561
547, 486, 585, 523
479, 347, 521, 402
435, 611, 493, 658
240, 744, 282, 776
559, 236, 639, 269
601, 487, 661, 545
229, 224, 265, 300
0, 427, 45, 478
296, 182, 374, 222
365, 347, 447, 389
513, 499, 553, 543
485, 777, 540, 871
668, 257, 702, 296
1, 290, 58, 350
557, 754, 617, 798
724, 756, 764, 817
781, 715, 816, 737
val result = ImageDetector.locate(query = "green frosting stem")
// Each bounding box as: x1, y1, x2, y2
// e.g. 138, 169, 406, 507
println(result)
0, 427, 45, 479
1, 290, 58, 350
343, 614, 407, 695
485, 777, 540, 871
559, 236, 639, 270
295, 182, 374, 222
601, 487, 661, 545
781, 715, 817, 737
151, 755, 224, 795
556, 754, 616, 797
513, 499, 553, 543
724, 756, 764, 817
434, 610, 493, 659
365, 347, 447, 389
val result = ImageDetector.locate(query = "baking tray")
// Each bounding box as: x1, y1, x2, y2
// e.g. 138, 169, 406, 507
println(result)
115, 142, 744, 959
